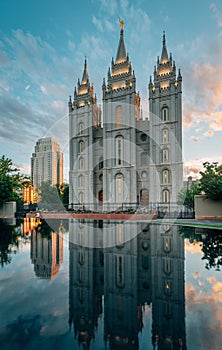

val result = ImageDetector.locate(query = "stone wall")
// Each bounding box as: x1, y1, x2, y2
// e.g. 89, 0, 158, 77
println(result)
0, 201, 17, 218
195, 195, 222, 220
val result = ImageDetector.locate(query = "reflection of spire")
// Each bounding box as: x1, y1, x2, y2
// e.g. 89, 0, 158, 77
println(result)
69, 220, 104, 349
67, 221, 186, 349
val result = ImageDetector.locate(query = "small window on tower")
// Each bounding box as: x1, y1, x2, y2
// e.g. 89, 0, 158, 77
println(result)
116, 105, 122, 128
79, 122, 84, 135
162, 107, 169, 122
162, 129, 168, 143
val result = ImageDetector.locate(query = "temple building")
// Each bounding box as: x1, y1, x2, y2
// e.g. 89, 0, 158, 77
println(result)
69, 22, 183, 211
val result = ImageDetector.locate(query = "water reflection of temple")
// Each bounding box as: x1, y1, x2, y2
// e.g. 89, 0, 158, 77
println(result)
31, 224, 63, 279
69, 221, 186, 349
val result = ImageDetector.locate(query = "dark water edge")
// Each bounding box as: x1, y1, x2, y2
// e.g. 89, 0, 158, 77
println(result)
0, 219, 221, 350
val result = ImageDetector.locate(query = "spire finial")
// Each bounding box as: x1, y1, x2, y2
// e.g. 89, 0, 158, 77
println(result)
118, 17, 124, 31
160, 31, 169, 63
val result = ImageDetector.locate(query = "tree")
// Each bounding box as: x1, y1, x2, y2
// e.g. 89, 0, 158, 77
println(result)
38, 181, 64, 211
57, 183, 69, 209
200, 162, 222, 201
177, 183, 201, 210
0, 155, 25, 207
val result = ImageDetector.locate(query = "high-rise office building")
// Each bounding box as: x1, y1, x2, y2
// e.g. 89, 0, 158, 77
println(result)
31, 137, 64, 189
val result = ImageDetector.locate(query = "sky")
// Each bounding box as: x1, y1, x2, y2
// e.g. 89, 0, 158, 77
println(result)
0, 0, 222, 181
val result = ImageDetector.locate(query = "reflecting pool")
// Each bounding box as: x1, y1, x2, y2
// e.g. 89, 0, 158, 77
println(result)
0, 218, 221, 350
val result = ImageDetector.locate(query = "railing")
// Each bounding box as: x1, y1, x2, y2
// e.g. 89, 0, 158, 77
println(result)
68, 202, 195, 218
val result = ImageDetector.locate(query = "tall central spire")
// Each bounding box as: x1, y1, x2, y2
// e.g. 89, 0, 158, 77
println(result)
160, 31, 169, 64
81, 57, 89, 84
115, 18, 127, 64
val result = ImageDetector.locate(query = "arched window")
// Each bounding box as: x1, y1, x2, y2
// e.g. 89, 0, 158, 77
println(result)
79, 122, 84, 135
116, 105, 122, 128
163, 258, 171, 274
79, 140, 85, 153
79, 157, 84, 170
162, 107, 169, 121
79, 175, 84, 187
162, 129, 168, 143
163, 170, 169, 184
162, 149, 169, 163
141, 152, 148, 166
116, 173, 124, 203
115, 136, 123, 165
163, 189, 170, 203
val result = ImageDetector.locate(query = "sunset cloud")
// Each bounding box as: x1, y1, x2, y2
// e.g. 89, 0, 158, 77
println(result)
203, 130, 214, 137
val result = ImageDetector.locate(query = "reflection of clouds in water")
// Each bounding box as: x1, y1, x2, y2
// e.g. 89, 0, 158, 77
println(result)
186, 250, 222, 350
0, 235, 70, 338
185, 240, 203, 254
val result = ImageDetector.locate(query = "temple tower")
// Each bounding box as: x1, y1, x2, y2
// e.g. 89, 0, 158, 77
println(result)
149, 33, 183, 208
102, 20, 140, 210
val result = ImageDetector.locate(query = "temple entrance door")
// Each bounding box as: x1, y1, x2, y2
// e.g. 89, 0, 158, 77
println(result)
98, 190, 103, 203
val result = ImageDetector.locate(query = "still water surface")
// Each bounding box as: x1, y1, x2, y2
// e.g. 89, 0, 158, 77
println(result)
0, 218, 221, 350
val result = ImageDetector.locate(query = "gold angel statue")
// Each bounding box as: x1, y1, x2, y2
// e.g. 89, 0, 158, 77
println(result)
118, 17, 124, 30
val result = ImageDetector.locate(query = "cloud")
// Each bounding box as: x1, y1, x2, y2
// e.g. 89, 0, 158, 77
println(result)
40, 85, 47, 94
212, 282, 222, 301
209, 111, 222, 131
185, 240, 202, 254
182, 34, 222, 130
207, 276, 217, 284
0, 50, 10, 66
210, 3, 222, 27
204, 130, 214, 137
68, 39, 75, 51
190, 136, 199, 142
92, 15, 103, 32
186, 282, 222, 349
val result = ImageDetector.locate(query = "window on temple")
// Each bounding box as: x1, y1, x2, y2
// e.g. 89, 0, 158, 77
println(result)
79, 140, 85, 153
79, 157, 84, 169
163, 189, 170, 203
79, 175, 84, 187
116, 105, 122, 128
79, 122, 84, 135
116, 173, 124, 203
115, 136, 123, 165
162, 107, 169, 121
163, 170, 169, 184
162, 129, 168, 143
162, 149, 169, 162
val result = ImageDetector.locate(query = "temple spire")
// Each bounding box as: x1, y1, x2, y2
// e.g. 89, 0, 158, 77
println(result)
81, 57, 89, 84
160, 31, 169, 64
115, 18, 127, 64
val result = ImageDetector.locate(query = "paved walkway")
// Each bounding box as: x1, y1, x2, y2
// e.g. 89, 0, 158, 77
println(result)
154, 218, 222, 230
